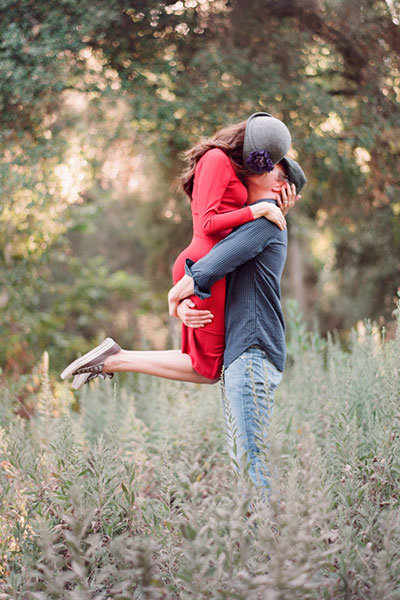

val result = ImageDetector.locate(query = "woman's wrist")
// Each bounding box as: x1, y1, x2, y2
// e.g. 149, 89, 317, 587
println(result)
249, 202, 270, 219
249, 204, 261, 219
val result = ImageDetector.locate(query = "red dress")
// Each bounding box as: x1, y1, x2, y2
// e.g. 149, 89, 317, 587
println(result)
172, 148, 253, 379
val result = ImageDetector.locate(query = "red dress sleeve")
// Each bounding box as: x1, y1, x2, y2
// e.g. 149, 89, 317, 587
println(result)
195, 149, 254, 234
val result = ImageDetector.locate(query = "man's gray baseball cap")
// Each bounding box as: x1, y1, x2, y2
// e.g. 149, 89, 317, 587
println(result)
243, 112, 292, 170
280, 156, 307, 193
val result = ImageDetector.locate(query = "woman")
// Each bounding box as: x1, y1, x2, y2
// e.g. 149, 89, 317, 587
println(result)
60, 113, 295, 388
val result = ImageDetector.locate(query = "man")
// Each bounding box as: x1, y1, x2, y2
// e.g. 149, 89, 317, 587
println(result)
168, 157, 307, 489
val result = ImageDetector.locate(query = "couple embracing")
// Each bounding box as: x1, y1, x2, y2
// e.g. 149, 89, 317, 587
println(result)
61, 112, 307, 491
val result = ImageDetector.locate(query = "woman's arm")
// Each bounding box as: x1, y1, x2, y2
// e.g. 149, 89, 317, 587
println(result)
196, 149, 255, 233
197, 149, 289, 233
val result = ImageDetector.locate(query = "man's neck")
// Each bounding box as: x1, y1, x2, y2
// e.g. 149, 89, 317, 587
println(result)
247, 188, 279, 204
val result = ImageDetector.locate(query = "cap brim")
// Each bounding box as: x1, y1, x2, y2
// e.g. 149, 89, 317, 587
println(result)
279, 156, 307, 193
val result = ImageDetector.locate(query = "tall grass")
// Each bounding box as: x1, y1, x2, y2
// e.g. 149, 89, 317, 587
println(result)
0, 313, 400, 598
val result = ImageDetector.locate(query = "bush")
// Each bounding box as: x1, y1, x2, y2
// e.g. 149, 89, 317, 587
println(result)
0, 314, 400, 598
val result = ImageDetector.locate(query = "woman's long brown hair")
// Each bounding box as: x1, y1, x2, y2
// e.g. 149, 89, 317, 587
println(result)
180, 121, 248, 198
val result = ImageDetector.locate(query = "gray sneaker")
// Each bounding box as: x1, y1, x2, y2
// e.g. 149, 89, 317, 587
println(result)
71, 370, 113, 390
60, 337, 121, 387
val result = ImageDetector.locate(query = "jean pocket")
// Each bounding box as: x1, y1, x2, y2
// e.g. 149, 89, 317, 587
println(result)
263, 362, 283, 389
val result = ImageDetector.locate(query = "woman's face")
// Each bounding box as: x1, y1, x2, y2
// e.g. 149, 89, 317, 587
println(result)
247, 163, 289, 193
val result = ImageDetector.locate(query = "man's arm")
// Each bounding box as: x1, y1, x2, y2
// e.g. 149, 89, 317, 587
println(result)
184, 186, 298, 294
169, 185, 299, 318
168, 215, 282, 316
187, 217, 281, 293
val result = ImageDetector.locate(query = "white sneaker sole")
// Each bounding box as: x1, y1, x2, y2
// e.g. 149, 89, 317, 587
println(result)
60, 337, 115, 380
72, 372, 92, 390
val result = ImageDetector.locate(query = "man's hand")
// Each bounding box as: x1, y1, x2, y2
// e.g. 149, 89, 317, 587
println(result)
176, 299, 214, 328
277, 182, 301, 216
168, 274, 195, 317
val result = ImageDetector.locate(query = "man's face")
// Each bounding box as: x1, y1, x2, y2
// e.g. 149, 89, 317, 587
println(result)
248, 163, 289, 193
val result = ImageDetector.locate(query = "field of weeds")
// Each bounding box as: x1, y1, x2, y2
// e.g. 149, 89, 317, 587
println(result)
1, 319, 400, 599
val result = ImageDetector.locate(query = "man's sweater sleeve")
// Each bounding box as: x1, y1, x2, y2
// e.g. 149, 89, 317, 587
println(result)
184, 217, 278, 299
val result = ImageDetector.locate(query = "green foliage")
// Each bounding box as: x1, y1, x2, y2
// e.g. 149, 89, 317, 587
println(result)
0, 241, 147, 373
285, 298, 327, 361
1, 314, 400, 597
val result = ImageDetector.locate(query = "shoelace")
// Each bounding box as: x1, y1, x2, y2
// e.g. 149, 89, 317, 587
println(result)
73, 363, 114, 382
86, 371, 114, 382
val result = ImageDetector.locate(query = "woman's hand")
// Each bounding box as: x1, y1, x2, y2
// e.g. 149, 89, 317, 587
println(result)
177, 299, 214, 328
250, 201, 287, 231
277, 182, 301, 216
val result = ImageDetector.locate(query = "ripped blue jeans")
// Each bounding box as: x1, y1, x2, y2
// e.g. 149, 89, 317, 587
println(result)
222, 346, 283, 490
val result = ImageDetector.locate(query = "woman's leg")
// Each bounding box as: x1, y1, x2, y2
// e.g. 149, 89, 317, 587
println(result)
104, 349, 218, 385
